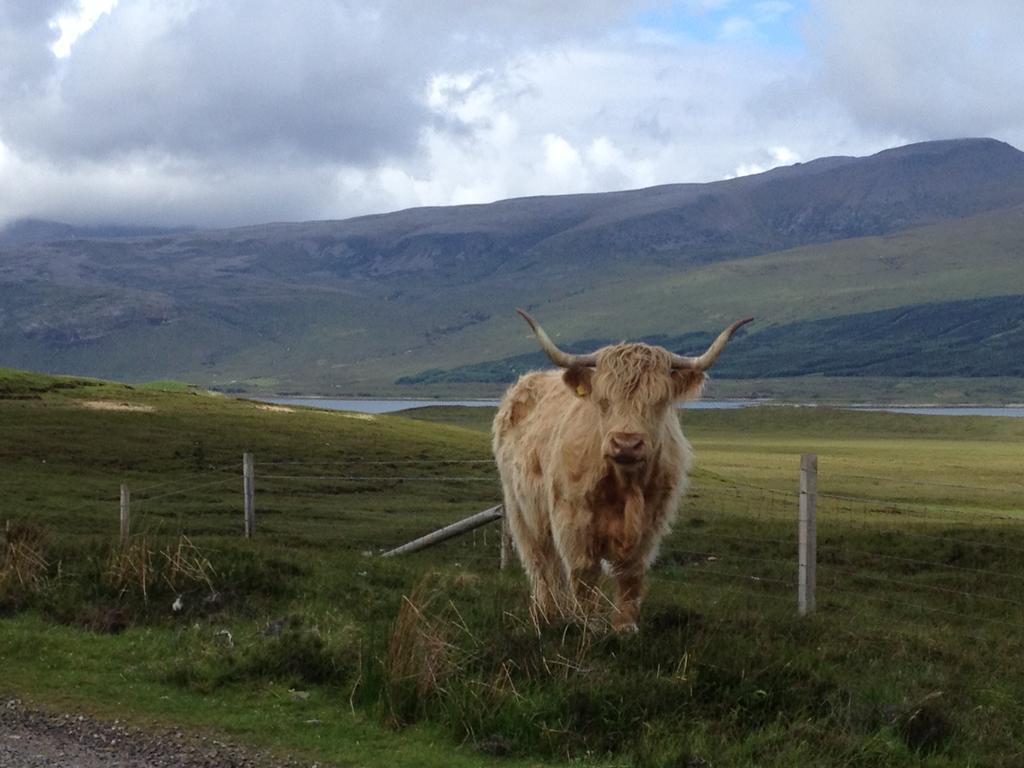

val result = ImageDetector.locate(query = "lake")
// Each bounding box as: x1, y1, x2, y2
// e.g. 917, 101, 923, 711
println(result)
851, 406, 1024, 418
258, 397, 1024, 418
258, 397, 762, 414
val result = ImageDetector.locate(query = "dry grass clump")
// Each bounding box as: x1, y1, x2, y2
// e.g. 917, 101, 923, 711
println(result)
106, 534, 217, 604
106, 537, 155, 601
0, 521, 50, 601
384, 573, 478, 726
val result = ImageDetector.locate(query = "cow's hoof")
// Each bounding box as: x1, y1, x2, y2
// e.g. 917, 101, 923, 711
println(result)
613, 621, 639, 634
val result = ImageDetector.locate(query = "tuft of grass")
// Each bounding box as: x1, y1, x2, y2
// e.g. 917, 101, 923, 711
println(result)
383, 573, 468, 727
105, 534, 217, 606
0, 521, 50, 612
1, 526, 300, 632
163, 614, 363, 693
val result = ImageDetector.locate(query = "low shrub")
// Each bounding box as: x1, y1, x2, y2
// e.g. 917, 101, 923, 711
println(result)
163, 615, 363, 693
1, 525, 295, 630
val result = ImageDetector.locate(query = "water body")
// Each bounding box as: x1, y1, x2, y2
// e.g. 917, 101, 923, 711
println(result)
260, 397, 501, 414
259, 397, 1024, 418
851, 406, 1024, 418
262, 398, 767, 414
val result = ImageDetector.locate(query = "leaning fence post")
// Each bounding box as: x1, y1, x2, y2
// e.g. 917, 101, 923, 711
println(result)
500, 514, 514, 570
381, 505, 504, 557
120, 483, 131, 543
243, 452, 255, 538
798, 453, 817, 616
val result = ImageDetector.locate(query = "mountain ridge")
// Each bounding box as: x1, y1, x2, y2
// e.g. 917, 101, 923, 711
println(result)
2, 137, 1023, 395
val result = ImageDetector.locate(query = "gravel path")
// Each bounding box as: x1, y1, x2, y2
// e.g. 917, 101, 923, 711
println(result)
0, 699, 320, 768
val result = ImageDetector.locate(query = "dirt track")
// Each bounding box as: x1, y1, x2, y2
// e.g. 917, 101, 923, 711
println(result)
0, 699, 318, 768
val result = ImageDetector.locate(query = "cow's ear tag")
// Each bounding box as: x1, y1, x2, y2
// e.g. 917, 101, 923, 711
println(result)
576, 384, 588, 397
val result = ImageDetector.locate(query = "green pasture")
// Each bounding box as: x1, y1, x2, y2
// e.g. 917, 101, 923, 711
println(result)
2, 367, 1024, 766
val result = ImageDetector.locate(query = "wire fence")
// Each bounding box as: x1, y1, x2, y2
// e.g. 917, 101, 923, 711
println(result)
107, 452, 1024, 647
120, 455, 502, 558
661, 462, 1023, 651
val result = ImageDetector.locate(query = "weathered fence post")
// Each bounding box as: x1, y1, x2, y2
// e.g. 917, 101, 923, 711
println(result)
243, 452, 255, 538
500, 515, 514, 570
119, 483, 131, 543
798, 453, 817, 616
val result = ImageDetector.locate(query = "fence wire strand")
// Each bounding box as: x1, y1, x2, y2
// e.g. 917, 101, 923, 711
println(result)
841, 472, 1024, 494
259, 474, 498, 482
817, 542, 1024, 583
823, 583, 1024, 633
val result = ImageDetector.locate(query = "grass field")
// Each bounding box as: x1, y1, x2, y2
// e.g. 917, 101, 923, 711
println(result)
2, 367, 1024, 766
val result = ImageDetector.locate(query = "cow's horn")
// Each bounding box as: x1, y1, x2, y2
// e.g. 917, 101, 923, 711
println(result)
670, 317, 754, 370
516, 309, 597, 368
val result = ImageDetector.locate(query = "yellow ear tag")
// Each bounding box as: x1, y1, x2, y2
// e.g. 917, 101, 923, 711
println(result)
576, 384, 587, 397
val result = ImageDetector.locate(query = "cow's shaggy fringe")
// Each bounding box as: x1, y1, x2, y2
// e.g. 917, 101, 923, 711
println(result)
594, 343, 679, 406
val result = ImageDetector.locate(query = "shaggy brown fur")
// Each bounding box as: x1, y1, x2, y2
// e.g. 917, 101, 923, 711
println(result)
492, 341, 705, 632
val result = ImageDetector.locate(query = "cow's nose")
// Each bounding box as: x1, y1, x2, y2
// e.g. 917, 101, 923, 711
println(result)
611, 433, 645, 452
610, 432, 646, 463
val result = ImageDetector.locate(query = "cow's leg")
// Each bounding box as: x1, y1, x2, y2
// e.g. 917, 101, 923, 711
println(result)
505, 499, 565, 623
520, 531, 567, 623
533, 539, 569, 622
568, 564, 604, 624
550, 502, 603, 621
610, 561, 646, 633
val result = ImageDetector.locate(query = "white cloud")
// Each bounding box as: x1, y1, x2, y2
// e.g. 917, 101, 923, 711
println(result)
807, 0, 1024, 147
772, 145, 800, 164
752, 1, 793, 22
541, 135, 585, 187
718, 15, 757, 39
2, 1, 1024, 228
50, 0, 117, 58
727, 145, 801, 178
686, 0, 734, 13
307, 38, 878, 219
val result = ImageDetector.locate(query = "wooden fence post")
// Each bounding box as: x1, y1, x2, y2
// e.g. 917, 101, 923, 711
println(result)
119, 483, 130, 543
798, 453, 817, 616
500, 515, 514, 570
243, 452, 255, 538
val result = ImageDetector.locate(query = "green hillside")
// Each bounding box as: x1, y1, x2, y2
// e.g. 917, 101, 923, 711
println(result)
400, 294, 1024, 383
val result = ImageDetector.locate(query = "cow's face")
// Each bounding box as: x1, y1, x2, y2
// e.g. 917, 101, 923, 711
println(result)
515, 309, 751, 469
563, 343, 705, 469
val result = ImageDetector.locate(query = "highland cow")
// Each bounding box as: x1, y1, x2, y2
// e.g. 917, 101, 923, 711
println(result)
493, 310, 751, 631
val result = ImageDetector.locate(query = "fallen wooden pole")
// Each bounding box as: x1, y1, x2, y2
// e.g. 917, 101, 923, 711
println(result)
381, 504, 503, 557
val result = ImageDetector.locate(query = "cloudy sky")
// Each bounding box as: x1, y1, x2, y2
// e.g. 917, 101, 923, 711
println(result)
2, 0, 1023, 228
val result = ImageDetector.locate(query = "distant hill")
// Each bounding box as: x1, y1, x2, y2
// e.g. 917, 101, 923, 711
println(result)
1, 138, 1024, 396
0, 218, 193, 245
400, 295, 1024, 383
